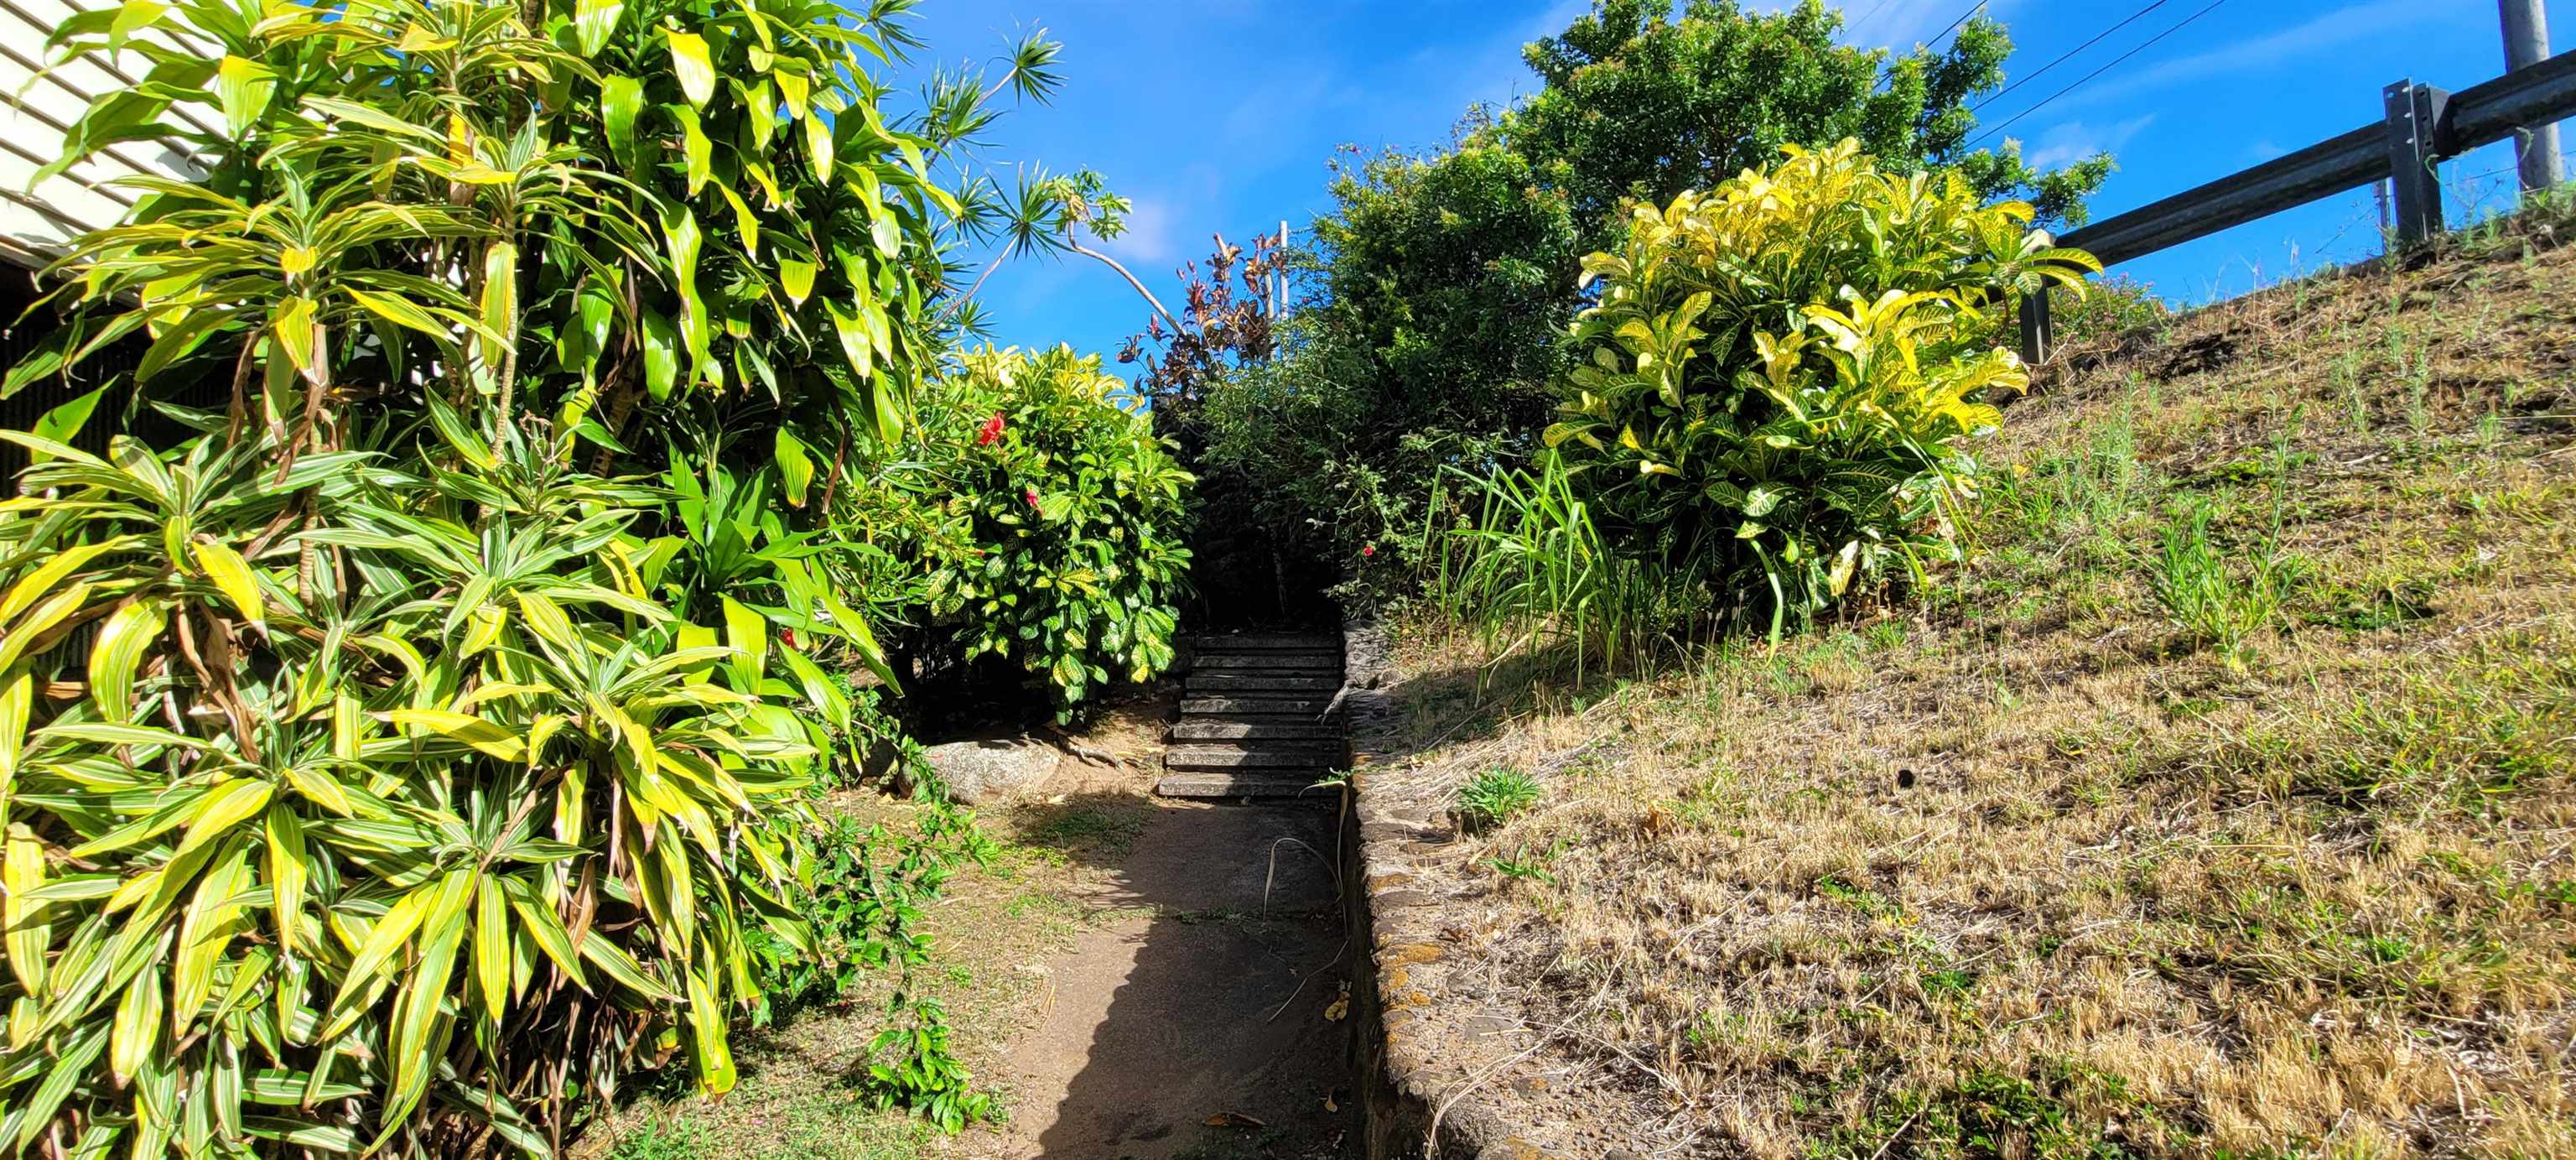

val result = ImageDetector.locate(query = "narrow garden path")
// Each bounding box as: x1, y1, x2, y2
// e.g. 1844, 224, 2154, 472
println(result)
986, 635, 1357, 1159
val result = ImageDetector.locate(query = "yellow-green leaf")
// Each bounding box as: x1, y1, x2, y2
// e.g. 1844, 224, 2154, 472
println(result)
264, 805, 307, 955
273, 296, 321, 386
473, 877, 509, 1022
385, 709, 527, 762
720, 596, 766, 675
777, 259, 815, 306
0, 540, 120, 626
3, 826, 49, 995
572, 0, 622, 56
667, 29, 714, 107
324, 883, 434, 1038
686, 967, 735, 1094
110, 963, 160, 1084
803, 113, 832, 183
87, 597, 167, 722
190, 539, 263, 625
174, 778, 274, 861
215, 55, 276, 138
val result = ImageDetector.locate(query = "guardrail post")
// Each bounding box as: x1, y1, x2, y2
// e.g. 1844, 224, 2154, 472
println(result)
2017, 228, 2055, 367
2018, 289, 2053, 367
2382, 80, 2449, 247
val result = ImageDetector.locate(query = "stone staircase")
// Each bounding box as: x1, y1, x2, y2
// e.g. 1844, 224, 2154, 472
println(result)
1157, 632, 1346, 800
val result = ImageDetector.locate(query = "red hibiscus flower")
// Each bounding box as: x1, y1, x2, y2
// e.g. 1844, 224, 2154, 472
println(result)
977, 411, 1005, 446
1024, 486, 1041, 509
1361, 544, 1376, 558
779, 627, 798, 648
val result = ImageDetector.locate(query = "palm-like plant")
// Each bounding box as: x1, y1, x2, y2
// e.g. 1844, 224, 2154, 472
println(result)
4, 0, 1058, 1152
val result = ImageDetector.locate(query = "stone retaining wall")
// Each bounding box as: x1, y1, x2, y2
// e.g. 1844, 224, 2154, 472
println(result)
1337, 617, 1571, 1160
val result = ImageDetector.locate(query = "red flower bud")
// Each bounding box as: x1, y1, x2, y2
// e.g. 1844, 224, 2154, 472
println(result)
978, 411, 1005, 446
1025, 486, 1041, 509
780, 627, 798, 648
1361, 544, 1376, 558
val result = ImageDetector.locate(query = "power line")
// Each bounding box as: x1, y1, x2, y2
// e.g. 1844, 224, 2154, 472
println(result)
1971, 0, 2173, 112
1851, 0, 1899, 37
1925, 2, 1987, 50
1969, 0, 2228, 149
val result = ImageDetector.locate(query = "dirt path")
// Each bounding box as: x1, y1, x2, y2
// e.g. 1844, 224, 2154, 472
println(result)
984, 764, 1358, 1159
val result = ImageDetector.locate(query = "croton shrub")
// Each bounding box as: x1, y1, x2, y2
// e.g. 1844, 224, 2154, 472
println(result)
1543, 139, 2099, 632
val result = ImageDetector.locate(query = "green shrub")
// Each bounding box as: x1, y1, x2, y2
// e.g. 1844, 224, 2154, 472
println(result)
1458, 767, 1544, 830
1196, 145, 1580, 604
901, 346, 1195, 713
4, 0, 1030, 1147
1540, 140, 2098, 637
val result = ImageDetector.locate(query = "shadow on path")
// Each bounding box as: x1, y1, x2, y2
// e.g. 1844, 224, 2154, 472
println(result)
998, 794, 1356, 1159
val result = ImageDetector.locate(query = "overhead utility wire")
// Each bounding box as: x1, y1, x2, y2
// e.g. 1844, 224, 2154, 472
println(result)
1924, 2, 1987, 50
1851, 0, 1899, 36
1969, 0, 2229, 148
1971, 0, 2174, 112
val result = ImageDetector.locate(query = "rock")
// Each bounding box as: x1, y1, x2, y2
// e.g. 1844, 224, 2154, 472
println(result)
922, 736, 1059, 805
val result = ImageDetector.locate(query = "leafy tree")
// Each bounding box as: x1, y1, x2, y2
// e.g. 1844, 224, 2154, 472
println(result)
1504, 0, 2113, 239
1184, 0, 2111, 610
1193, 143, 1581, 601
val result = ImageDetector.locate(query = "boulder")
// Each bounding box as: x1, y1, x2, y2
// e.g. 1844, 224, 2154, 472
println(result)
921, 737, 1060, 805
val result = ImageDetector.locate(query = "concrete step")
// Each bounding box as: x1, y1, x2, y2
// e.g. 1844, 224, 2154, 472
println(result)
1183, 633, 1341, 652
1192, 653, 1344, 673
1181, 697, 1332, 717
1170, 719, 1343, 741
1165, 745, 1345, 771
1165, 737, 1348, 758
1186, 674, 1340, 694
1154, 772, 1340, 800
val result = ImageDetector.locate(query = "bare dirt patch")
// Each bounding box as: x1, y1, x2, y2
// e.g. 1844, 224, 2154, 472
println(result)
590, 682, 1358, 1159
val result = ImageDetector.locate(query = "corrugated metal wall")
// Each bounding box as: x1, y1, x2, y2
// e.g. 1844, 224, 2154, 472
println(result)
0, 0, 210, 268
1, 0, 215, 476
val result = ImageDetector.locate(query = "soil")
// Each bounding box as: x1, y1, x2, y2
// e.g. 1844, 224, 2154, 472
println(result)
584, 682, 1359, 1160
981, 750, 1359, 1160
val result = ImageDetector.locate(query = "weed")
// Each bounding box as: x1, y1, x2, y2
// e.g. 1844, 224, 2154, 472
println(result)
2145, 503, 2303, 668
1816, 874, 1901, 919
1488, 839, 1571, 884
860, 994, 997, 1133
609, 1118, 711, 1160
1458, 766, 1543, 830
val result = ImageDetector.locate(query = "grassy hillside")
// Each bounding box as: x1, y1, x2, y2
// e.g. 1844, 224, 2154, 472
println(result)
1378, 213, 2576, 1157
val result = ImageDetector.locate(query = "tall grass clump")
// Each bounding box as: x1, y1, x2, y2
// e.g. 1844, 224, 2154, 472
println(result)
1436, 453, 1708, 677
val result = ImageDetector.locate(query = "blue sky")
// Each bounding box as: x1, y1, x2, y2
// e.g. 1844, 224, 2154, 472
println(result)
901, 1, 2550, 372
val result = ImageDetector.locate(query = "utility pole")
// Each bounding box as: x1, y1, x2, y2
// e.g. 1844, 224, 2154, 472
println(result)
2499, 0, 2564, 192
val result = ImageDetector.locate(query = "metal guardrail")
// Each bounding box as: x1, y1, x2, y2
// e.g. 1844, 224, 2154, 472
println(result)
2021, 49, 2576, 362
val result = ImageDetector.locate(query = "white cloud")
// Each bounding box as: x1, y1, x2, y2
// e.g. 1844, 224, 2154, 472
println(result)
2022, 112, 2156, 169
1101, 196, 1180, 267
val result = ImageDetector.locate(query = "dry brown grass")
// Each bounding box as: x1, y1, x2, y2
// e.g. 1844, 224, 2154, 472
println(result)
1380, 221, 2576, 1157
